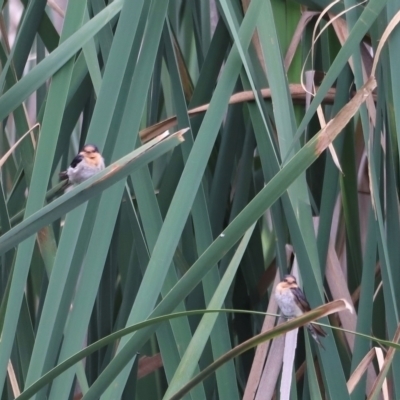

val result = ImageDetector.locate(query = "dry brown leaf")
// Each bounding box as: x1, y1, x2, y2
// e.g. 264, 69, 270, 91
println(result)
241, 0, 266, 73
280, 328, 299, 400
375, 348, 389, 400
373, 281, 383, 302
138, 354, 163, 379
329, 12, 376, 128
325, 242, 356, 348
305, 70, 343, 174
371, 9, 400, 77
316, 76, 376, 155
244, 271, 280, 400
347, 348, 375, 394
298, 3, 373, 179
278, 259, 300, 400
140, 85, 367, 143
47, 0, 65, 17
303, 32, 331, 173
360, 43, 373, 79
140, 118, 180, 144
171, 31, 194, 101
254, 331, 285, 400
367, 325, 400, 400
300, 1, 366, 91
324, 236, 378, 399
351, 264, 380, 306
7, 360, 20, 397
257, 262, 277, 298
284, 12, 319, 71
300, 0, 360, 96
0, 123, 39, 169
170, 300, 351, 400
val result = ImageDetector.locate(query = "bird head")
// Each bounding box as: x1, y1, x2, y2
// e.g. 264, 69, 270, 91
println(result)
283, 275, 297, 285
81, 144, 100, 158
278, 274, 298, 289
79, 144, 103, 167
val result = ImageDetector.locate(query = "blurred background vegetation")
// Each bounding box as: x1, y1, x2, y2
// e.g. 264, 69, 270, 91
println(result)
0, 0, 397, 399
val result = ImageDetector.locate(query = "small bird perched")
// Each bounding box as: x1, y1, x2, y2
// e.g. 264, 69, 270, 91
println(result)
275, 274, 327, 348
59, 144, 105, 187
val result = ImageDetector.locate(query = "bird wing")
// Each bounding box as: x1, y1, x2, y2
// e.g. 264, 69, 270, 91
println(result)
292, 287, 327, 338
69, 154, 83, 168
310, 323, 327, 337
59, 171, 69, 180
59, 154, 83, 181
290, 286, 311, 312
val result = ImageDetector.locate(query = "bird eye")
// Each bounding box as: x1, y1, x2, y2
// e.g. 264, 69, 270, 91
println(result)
83, 146, 96, 153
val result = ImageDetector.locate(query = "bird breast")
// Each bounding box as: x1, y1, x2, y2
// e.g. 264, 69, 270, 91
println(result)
275, 288, 302, 318
67, 157, 104, 185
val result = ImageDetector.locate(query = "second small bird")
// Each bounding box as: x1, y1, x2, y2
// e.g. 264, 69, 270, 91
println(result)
60, 144, 105, 187
275, 274, 326, 348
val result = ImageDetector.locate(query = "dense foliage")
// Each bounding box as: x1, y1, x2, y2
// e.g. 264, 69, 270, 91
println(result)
0, 0, 397, 399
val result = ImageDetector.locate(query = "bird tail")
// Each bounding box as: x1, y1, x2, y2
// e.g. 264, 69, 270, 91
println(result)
307, 323, 327, 349
59, 171, 69, 181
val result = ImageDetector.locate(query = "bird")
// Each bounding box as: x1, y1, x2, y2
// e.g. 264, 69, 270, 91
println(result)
275, 274, 326, 348
59, 144, 105, 187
